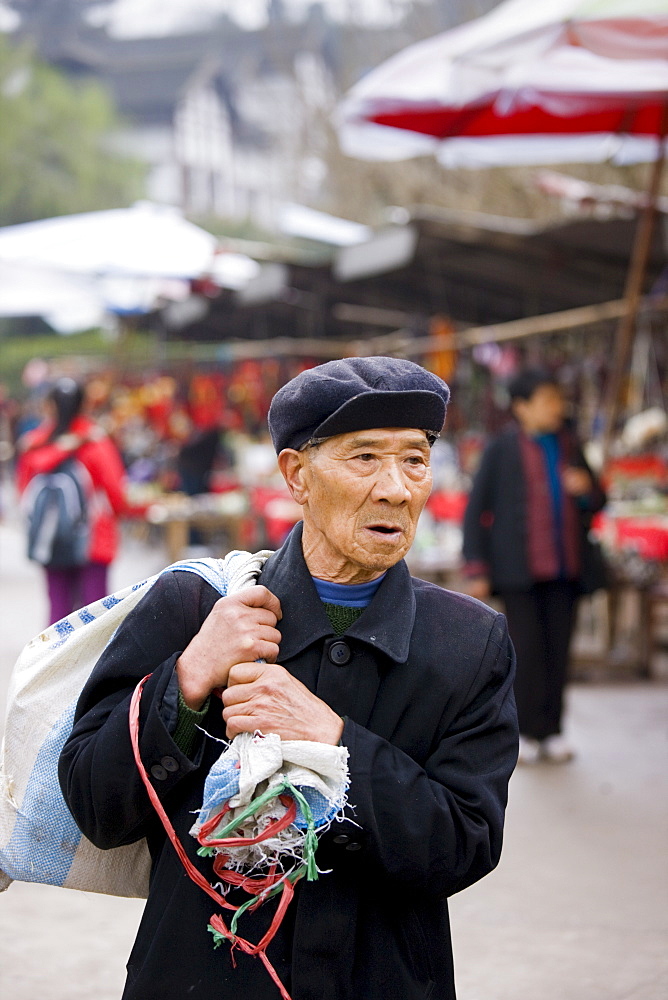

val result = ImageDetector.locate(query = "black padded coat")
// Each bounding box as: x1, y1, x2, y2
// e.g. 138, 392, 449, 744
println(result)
59, 523, 518, 1000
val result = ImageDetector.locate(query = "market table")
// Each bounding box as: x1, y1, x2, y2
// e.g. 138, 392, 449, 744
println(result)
145, 492, 249, 562
145, 487, 302, 562
592, 507, 668, 676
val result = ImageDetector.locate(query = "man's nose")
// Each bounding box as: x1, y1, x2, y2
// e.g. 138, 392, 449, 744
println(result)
371, 461, 411, 503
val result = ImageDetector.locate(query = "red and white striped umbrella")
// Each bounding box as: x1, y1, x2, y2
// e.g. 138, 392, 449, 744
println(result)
337, 0, 668, 167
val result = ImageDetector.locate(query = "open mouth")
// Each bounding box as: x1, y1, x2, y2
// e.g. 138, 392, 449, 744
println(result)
366, 524, 402, 535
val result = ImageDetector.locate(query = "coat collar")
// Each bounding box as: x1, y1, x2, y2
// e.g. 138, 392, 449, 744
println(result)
260, 522, 416, 664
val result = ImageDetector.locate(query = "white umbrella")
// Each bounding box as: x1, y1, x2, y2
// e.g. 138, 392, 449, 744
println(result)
0, 262, 106, 333
0, 201, 218, 278
0, 202, 222, 332
0, 263, 100, 318
337, 0, 668, 167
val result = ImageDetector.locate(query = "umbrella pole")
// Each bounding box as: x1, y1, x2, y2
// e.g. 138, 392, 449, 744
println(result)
602, 113, 668, 460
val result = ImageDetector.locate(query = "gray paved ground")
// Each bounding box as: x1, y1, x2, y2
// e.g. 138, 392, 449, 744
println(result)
1, 494, 666, 1000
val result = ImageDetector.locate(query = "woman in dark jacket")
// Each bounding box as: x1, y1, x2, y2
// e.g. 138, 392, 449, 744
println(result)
463, 368, 606, 764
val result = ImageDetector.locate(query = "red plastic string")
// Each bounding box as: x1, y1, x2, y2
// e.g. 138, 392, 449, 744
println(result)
129, 674, 299, 1000
252, 877, 296, 954
209, 912, 294, 1000
213, 859, 287, 898
198, 795, 297, 848
198, 799, 232, 839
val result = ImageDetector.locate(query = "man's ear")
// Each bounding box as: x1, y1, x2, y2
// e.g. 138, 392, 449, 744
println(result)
277, 448, 309, 505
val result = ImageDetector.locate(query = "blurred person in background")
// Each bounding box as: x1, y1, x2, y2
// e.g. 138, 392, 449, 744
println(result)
175, 421, 224, 552
16, 377, 131, 624
176, 424, 223, 498
13, 392, 44, 440
462, 367, 606, 764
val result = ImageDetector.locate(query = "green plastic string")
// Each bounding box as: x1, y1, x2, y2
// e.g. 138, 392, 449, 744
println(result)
197, 779, 292, 858
228, 865, 307, 936
209, 779, 292, 839
282, 782, 319, 882
197, 778, 321, 881
207, 866, 308, 944
209, 926, 227, 949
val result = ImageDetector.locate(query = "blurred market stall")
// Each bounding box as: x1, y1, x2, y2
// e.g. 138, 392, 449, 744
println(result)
332, 0, 668, 674
337, 0, 668, 448
0, 201, 259, 333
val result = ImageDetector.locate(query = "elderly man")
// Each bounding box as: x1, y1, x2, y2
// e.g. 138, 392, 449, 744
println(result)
59, 357, 518, 1000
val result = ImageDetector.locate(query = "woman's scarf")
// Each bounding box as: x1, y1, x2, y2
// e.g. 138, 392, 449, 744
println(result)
519, 430, 581, 582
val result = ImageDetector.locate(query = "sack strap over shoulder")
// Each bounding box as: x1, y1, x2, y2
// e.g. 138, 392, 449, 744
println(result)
166, 550, 273, 597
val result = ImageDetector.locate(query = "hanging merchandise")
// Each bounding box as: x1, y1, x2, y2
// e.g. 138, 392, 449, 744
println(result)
426, 316, 458, 383
189, 374, 227, 430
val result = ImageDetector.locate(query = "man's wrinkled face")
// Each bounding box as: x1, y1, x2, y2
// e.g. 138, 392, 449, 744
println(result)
279, 427, 433, 583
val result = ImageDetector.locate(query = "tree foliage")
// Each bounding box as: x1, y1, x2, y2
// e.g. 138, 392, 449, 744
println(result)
0, 35, 145, 226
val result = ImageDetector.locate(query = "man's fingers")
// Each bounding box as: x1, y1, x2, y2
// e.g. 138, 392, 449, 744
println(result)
235, 585, 282, 620
177, 587, 282, 706
220, 661, 343, 743
226, 660, 273, 688
222, 669, 272, 706
221, 688, 255, 712
221, 684, 246, 708
217, 606, 278, 629
224, 715, 257, 739
229, 630, 281, 665
254, 638, 281, 663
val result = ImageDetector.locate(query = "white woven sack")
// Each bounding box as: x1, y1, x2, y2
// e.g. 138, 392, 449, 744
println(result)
0, 549, 271, 898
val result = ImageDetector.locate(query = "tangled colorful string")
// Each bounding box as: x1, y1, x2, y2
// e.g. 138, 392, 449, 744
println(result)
130, 674, 321, 1000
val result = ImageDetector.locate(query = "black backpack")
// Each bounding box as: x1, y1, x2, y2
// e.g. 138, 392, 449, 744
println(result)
24, 457, 91, 568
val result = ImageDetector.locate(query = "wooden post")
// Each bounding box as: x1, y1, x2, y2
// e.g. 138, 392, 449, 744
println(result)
602, 112, 668, 460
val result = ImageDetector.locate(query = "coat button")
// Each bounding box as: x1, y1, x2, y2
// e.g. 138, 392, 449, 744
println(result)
161, 756, 179, 773
150, 764, 168, 781
332, 834, 350, 845
345, 842, 362, 852
328, 641, 351, 666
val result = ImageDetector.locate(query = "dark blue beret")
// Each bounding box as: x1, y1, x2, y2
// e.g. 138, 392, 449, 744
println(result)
268, 356, 450, 453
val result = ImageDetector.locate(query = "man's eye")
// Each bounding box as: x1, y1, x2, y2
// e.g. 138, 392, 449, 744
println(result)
406, 456, 425, 466
356, 453, 375, 462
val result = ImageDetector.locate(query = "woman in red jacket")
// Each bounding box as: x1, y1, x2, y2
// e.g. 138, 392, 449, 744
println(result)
17, 377, 130, 624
